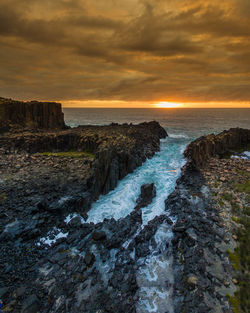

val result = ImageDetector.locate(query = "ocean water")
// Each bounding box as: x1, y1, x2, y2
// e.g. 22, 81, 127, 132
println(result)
64, 108, 250, 138
63, 108, 249, 313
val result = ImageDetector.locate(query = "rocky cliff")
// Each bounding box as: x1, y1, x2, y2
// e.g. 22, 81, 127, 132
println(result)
0, 97, 65, 132
0, 121, 167, 215
167, 128, 250, 313
184, 128, 250, 169
0, 121, 167, 312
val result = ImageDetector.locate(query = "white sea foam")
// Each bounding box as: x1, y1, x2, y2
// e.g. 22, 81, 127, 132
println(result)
64, 212, 85, 224
136, 224, 174, 313
243, 151, 250, 158
69, 135, 188, 312
87, 137, 187, 224
231, 151, 250, 160
168, 133, 188, 139
37, 227, 68, 246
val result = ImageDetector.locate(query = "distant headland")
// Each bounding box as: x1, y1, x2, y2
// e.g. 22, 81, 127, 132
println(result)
0, 97, 65, 133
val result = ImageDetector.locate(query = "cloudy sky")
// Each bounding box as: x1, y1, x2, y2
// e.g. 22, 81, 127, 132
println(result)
0, 0, 250, 107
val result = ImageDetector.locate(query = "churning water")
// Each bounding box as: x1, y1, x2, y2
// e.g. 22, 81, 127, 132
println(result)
87, 135, 187, 224
63, 108, 250, 313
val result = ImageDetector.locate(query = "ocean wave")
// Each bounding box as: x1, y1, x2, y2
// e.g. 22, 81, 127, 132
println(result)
168, 133, 189, 139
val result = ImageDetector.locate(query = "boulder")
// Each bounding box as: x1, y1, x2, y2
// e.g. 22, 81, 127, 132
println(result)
21, 295, 40, 313
92, 231, 106, 241
135, 183, 156, 209
84, 251, 96, 267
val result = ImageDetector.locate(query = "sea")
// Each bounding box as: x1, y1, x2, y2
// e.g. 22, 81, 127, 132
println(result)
63, 108, 250, 312
63, 108, 250, 138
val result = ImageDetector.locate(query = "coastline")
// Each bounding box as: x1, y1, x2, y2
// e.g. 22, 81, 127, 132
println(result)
168, 128, 250, 313
0, 99, 249, 312
0, 121, 168, 312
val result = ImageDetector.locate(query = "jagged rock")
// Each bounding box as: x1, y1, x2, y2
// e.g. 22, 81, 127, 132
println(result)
13, 286, 26, 298
92, 231, 106, 241
135, 183, 156, 209
184, 128, 250, 168
84, 251, 96, 267
21, 295, 40, 313
68, 216, 82, 227
0, 287, 9, 298
0, 106, 169, 313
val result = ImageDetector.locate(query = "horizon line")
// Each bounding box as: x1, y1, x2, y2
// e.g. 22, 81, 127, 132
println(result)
62, 106, 250, 109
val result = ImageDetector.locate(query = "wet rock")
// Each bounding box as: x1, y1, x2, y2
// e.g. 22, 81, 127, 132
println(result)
37, 200, 48, 211
0, 287, 9, 298
21, 295, 40, 313
0, 117, 169, 313
135, 183, 156, 209
84, 251, 96, 267
68, 216, 82, 227
92, 231, 106, 241
13, 286, 26, 298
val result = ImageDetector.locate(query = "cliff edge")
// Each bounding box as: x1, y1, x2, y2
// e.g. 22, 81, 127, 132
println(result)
0, 97, 65, 132
184, 127, 250, 169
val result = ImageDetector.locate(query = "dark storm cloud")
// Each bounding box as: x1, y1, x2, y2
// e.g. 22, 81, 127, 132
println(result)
0, 0, 249, 103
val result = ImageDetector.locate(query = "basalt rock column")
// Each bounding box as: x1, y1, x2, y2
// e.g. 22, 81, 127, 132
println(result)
0, 97, 65, 132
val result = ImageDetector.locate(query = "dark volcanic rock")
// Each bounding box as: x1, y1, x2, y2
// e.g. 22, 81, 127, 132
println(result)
135, 183, 156, 209
168, 128, 250, 313
0, 97, 65, 132
0, 121, 167, 219
184, 128, 250, 169
21, 294, 40, 313
0, 104, 168, 313
84, 251, 96, 267
92, 230, 106, 241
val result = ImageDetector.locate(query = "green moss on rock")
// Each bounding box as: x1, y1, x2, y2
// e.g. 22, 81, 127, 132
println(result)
39, 151, 94, 158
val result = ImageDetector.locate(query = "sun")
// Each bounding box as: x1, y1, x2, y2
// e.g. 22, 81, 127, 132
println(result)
153, 101, 182, 108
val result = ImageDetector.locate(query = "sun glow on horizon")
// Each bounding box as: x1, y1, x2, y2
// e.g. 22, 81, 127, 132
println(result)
153, 101, 183, 108
61, 100, 250, 108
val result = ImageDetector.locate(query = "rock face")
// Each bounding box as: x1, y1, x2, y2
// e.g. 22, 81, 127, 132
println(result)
0, 97, 65, 132
0, 121, 167, 210
184, 128, 250, 169
0, 120, 167, 313
167, 128, 250, 313
135, 183, 156, 209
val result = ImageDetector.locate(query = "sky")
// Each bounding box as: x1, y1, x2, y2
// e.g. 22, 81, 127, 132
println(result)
0, 0, 250, 108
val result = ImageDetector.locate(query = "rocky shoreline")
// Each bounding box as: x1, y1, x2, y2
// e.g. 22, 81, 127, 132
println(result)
0, 100, 249, 313
168, 128, 250, 313
0, 119, 167, 312
0, 121, 167, 221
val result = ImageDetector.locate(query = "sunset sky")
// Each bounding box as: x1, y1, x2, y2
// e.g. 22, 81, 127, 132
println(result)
0, 0, 250, 108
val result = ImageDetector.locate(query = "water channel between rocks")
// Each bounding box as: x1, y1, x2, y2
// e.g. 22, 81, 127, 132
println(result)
86, 134, 188, 313
40, 134, 190, 312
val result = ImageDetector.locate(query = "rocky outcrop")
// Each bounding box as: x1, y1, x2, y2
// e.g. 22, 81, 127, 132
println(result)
184, 128, 250, 169
0, 121, 167, 313
135, 183, 156, 209
167, 128, 250, 313
0, 121, 167, 206
0, 97, 65, 132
